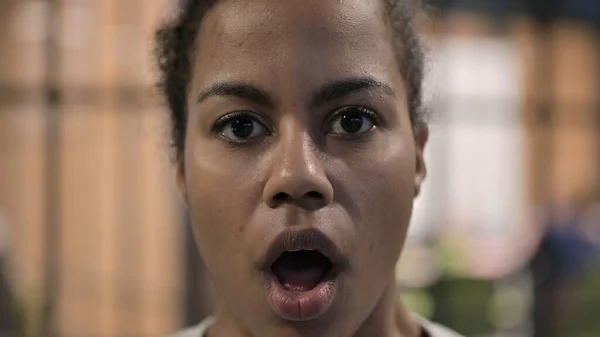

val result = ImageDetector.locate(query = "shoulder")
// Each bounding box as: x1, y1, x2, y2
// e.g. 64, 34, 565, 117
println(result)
165, 317, 214, 337
415, 315, 464, 337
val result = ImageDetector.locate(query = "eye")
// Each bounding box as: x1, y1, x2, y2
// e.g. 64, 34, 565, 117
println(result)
327, 106, 378, 136
213, 112, 270, 142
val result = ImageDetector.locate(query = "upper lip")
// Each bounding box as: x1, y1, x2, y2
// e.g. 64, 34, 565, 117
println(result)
259, 228, 347, 272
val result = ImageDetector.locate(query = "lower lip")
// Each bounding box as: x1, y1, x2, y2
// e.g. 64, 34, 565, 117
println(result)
263, 273, 338, 321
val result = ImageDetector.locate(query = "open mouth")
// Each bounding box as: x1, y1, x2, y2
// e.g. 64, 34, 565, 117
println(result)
271, 250, 333, 292
260, 229, 346, 321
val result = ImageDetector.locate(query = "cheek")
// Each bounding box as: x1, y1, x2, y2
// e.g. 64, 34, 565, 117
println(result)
366, 163, 415, 245
183, 144, 264, 272
351, 135, 416, 264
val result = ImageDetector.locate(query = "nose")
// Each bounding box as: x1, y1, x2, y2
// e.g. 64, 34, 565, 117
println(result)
263, 131, 334, 211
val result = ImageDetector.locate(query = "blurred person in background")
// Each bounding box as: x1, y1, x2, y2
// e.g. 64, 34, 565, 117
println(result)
155, 0, 462, 336
529, 190, 599, 337
579, 192, 600, 248
0, 215, 18, 336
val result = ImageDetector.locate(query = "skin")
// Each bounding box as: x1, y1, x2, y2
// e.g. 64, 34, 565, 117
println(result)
175, 0, 428, 336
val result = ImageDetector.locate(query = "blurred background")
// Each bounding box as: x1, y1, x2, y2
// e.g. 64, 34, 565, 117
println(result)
1, 0, 599, 336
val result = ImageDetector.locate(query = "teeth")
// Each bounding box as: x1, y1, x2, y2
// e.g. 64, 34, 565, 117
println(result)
287, 249, 315, 252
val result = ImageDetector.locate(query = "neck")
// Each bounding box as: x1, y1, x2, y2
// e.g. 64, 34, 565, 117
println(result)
209, 278, 421, 337
354, 279, 421, 337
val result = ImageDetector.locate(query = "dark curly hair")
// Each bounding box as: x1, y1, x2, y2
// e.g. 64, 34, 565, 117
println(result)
154, 0, 427, 154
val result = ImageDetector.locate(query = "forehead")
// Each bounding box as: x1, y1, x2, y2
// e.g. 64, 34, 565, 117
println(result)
205, 0, 387, 44
191, 0, 402, 97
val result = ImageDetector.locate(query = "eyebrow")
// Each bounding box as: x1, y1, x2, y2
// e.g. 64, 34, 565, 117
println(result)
196, 76, 395, 109
197, 82, 274, 107
310, 77, 396, 109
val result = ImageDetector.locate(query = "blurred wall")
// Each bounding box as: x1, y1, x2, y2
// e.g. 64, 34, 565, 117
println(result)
0, 1, 186, 336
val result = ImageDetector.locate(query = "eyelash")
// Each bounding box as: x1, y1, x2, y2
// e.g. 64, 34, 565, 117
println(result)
211, 111, 272, 132
211, 106, 380, 144
327, 106, 380, 127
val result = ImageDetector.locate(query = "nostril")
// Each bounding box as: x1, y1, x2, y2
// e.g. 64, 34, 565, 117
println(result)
306, 191, 323, 199
273, 192, 289, 202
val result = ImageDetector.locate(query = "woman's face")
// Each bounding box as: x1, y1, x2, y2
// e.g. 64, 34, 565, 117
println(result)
177, 0, 427, 335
